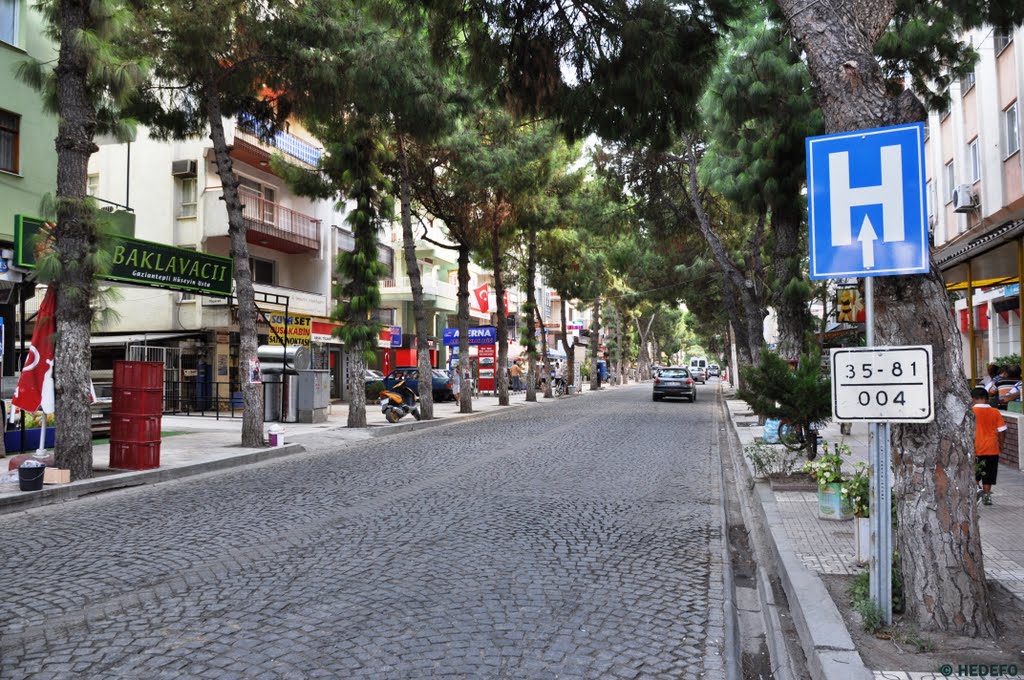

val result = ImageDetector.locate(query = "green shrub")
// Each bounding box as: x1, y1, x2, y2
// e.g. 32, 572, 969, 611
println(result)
365, 380, 385, 400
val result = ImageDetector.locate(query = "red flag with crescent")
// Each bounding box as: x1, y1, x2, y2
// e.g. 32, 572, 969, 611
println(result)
474, 285, 490, 314
13, 287, 57, 414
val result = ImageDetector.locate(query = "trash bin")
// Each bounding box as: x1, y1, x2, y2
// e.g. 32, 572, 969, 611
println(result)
18, 461, 45, 492
281, 373, 299, 423
263, 371, 283, 421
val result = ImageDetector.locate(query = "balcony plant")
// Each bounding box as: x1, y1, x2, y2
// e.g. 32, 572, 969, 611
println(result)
802, 440, 853, 520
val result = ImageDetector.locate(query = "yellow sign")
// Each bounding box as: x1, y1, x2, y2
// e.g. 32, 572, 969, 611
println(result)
268, 312, 312, 346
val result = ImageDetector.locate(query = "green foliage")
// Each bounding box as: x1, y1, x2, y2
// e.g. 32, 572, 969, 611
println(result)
737, 349, 831, 453
744, 442, 800, 479
844, 462, 870, 518
802, 441, 850, 488
365, 380, 385, 400
850, 549, 906, 628
993, 354, 1021, 369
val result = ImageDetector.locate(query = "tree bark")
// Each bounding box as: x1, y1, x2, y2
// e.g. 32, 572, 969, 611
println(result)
525, 226, 539, 402
590, 297, 601, 391
398, 136, 433, 419
559, 294, 575, 392
457, 243, 473, 412
613, 304, 624, 385
537, 305, 553, 398
776, 0, 994, 636
635, 313, 655, 379
205, 80, 263, 446
52, 0, 98, 480
492, 221, 509, 406
346, 347, 366, 426
771, 206, 812, 360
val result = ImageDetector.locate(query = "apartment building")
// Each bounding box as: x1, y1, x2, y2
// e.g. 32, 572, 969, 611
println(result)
86, 115, 359, 399
929, 23, 1024, 382
0, 0, 56, 376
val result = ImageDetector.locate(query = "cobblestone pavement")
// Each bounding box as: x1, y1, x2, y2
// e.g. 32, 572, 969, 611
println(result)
1, 383, 726, 679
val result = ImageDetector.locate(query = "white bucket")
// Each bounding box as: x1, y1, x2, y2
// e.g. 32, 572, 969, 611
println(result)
268, 425, 285, 447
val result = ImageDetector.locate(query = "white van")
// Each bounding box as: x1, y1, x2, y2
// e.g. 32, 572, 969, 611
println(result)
689, 357, 708, 383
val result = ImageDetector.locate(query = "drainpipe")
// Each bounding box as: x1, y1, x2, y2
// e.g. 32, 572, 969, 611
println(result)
1018, 239, 1024, 365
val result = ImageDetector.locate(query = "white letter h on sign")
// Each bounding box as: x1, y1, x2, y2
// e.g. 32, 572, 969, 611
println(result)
828, 145, 904, 246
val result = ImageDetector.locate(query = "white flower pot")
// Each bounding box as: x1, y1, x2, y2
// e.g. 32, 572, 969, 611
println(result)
854, 516, 870, 564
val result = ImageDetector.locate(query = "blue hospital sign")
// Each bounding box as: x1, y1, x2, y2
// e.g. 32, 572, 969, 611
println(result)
806, 123, 929, 279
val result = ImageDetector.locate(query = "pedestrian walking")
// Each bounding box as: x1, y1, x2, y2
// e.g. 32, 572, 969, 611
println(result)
510, 362, 523, 393
450, 366, 461, 405
972, 386, 1006, 506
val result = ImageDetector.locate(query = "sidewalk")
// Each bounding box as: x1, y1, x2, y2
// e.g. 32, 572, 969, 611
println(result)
724, 394, 1024, 680
0, 385, 596, 513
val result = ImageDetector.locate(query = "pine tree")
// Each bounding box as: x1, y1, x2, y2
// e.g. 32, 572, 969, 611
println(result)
774, 0, 1024, 637
20, 0, 144, 479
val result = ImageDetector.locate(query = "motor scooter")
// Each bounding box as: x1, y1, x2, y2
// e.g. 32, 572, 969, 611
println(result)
379, 378, 421, 423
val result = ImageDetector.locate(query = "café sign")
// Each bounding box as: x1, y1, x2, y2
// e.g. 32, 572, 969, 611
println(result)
15, 215, 233, 297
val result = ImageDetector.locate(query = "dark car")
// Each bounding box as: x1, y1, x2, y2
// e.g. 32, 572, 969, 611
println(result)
652, 366, 697, 402
383, 367, 455, 402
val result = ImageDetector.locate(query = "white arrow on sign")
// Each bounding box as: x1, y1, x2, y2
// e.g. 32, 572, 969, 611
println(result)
858, 215, 878, 269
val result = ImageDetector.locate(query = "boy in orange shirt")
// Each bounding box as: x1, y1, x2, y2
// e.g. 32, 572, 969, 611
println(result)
972, 387, 1006, 505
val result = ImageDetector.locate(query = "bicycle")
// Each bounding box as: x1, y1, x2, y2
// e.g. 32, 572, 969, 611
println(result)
552, 377, 567, 396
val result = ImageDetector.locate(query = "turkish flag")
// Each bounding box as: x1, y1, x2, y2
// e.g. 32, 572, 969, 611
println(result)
13, 287, 57, 414
474, 285, 490, 314
502, 290, 509, 312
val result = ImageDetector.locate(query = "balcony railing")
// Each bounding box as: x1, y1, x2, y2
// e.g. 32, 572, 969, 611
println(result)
239, 188, 321, 253
381, 277, 457, 300
236, 115, 323, 167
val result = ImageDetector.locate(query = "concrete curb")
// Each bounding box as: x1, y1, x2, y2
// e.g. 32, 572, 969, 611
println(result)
714, 393, 743, 680
723, 401, 871, 680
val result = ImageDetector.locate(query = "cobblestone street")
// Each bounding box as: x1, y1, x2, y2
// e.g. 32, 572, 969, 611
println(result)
1, 384, 726, 679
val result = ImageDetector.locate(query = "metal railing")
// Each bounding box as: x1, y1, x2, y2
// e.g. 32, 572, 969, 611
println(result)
163, 380, 274, 419
239, 188, 321, 251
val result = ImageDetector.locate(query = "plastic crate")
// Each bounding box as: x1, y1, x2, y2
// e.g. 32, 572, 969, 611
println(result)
113, 361, 164, 390
3, 427, 56, 453
109, 414, 161, 443
111, 388, 164, 416
109, 441, 160, 470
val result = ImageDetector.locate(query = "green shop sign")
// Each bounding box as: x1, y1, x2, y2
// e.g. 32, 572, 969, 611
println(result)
15, 215, 233, 297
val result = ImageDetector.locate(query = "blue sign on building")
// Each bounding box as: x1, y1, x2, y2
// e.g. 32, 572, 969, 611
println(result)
443, 326, 497, 346
389, 326, 402, 348
806, 123, 929, 280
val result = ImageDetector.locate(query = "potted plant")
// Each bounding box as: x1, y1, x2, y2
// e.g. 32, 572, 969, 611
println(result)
803, 440, 853, 520
843, 463, 870, 562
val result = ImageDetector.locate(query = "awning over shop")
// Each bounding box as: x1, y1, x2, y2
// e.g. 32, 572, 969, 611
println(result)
90, 332, 205, 346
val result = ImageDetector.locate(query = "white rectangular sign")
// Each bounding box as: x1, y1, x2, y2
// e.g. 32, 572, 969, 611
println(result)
831, 345, 933, 422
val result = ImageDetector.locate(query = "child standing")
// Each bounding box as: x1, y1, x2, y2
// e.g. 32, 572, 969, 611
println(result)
972, 387, 1006, 505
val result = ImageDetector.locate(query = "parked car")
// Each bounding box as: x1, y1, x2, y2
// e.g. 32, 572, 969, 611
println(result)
691, 366, 707, 384
652, 366, 697, 402
365, 369, 384, 382
383, 367, 455, 402
708, 364, 720, 377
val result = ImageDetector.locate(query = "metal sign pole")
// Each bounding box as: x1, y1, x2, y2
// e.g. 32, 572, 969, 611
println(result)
865, 278, 893, 624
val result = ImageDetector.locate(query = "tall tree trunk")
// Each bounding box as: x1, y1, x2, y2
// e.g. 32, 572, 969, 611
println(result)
346, 347, 366, 425
398, 136, 433, 419
635, 313, 655, 379
492, 224, 509, 406
777, 0, 993, 636
53, 0, 98, 480
536, 306, 552, 398
771, 207, 811, 360
205, 81, 263, 445
524, 225, 539, 402
614, 305, 622, 385
457, 243, 473, 412
590, 297, 601, 390
559, 294, 575, 393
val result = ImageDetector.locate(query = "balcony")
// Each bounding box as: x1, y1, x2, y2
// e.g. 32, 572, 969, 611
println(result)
235, 115, 323, 168
380, 276, 458, 313
239, 188, 321, 254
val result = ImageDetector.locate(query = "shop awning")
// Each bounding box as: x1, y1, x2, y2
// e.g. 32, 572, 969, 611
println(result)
90, 332, 205, 346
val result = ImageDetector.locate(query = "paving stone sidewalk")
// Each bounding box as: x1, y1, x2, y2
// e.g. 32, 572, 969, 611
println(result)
725, 397, 1024, 680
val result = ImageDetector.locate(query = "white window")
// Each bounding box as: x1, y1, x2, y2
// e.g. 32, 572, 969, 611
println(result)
968, 139, 980, 183
994, 27, 1013, 54
1004, 102, 1020, 158
926, 179, 936, 218
87, 173, 99, 197
179, 177, 197, 218
0, 0, 18, 46
944, 160, 955, 204
961, 71, 976, 93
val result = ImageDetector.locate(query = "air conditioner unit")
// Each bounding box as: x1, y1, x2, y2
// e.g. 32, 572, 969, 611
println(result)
171, 159, 198, 177
952, 184, 976, 213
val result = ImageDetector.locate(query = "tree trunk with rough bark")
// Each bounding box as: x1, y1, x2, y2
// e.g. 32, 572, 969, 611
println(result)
492, 227, 509, 406
590, 298, 601, 391
346, 348, 366, 426
52, 0, 98, 480
771, 207, 812, 360
777, 0, 994, 636
457, 244, 473, 412
205, 82, 263, 446
559, 295, 575, 393
635, 313, 655, 380
525, 227, 539, 402
398, 137, 433, 419
536, 305, 553, 398
613, 305, 625, 385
